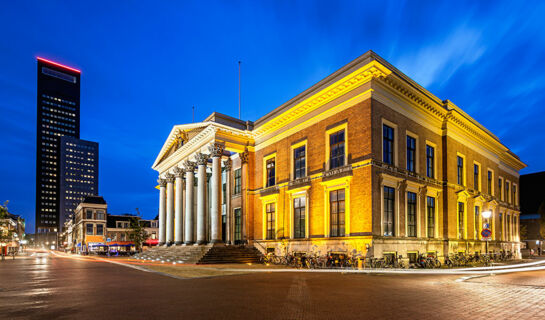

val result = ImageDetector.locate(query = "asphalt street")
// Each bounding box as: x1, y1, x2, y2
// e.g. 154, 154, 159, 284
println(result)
1, 252, 544, 320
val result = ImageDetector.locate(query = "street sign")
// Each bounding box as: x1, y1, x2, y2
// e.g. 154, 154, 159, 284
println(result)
483, 223, 490, 229
481, 228, 492, 239
106, 238, 111, 243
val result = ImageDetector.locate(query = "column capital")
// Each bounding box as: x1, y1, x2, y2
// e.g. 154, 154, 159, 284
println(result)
223, 158, 232, 171
196, 152, 209, 166
173, 166, 184, 178
183, 160, 196, 172
157, 178, 167, 187
208, 143, 225, 158
165, 173, 175, 183
239, 147, 249, 164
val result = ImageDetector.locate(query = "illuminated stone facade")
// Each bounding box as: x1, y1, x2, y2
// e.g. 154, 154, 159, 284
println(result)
152, 51, 525, 260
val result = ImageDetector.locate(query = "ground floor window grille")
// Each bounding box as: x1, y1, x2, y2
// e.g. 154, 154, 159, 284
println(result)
294, 197, 306, 238
407, 192, 417, 237
266, 203, 275, 240
330, 189, 345, 237
234, 208, 242, 243
383, 186, 395, 236
427, 196, 435, 238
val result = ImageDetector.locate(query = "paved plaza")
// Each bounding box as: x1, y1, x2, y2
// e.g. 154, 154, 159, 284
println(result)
1, 252, 544, 319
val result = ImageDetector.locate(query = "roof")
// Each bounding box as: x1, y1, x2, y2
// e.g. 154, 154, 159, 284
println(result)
82, 195, 106, 205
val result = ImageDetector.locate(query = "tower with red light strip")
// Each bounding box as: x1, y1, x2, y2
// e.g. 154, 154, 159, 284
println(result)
35, 57, 81, 241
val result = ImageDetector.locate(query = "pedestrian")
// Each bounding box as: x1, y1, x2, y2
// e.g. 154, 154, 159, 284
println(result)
538, 247, 542, 256
530, 248, 534, 257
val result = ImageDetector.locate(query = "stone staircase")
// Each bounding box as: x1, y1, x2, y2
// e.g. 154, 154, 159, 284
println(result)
197, 245, 263, 264
133, 244, 263, 265
134, 244, 213, 264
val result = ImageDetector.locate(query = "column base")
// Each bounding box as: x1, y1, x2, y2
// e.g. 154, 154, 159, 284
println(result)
166, 241, 174, 246
184, 241, 194, 245
210, 239, 224, 245
158, 242, 165, 246
174, 241, 183, 245
196, 240, 207, 245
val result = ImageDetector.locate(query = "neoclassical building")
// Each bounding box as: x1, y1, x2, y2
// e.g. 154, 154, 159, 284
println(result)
152, 51, 525, 260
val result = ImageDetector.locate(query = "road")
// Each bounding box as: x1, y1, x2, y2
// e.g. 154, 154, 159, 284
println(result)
1, 252, 544, 319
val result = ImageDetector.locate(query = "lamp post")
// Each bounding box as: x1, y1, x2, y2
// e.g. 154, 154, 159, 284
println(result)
482, 210, 492, 254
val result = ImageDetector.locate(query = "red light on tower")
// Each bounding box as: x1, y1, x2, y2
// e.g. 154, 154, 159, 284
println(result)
37, 57, 81, 73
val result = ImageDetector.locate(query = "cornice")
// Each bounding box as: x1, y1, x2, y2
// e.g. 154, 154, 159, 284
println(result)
253, 60, 392, 138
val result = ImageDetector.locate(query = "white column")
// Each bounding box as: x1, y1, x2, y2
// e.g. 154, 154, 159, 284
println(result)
209, 143, 224, 244
183, 161, 196, 245
224, 158, 232, 244
157, 178, 167, 246
174, 167, 184, 245
196, 153, 209, 245
165, 173, 175, 245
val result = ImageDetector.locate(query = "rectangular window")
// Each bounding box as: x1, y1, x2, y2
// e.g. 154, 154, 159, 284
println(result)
427, 196, 435, 238
329, 130, 345, 169
426, 145, 435, 178
294, 197, 306, 238
96, 210, 104, 220
487, 170, 492, 195
505, 182, 510, 203
234, 208, 242, 242
294, 145, 306, 179
383, 186, 395, 236
406, 136, 416, 173
266, 158, 275, 187
474, 164, 479, 190
513, 185, 517, 206
474, 206, 480, 239
498, 178, 503, 201
96, 224, 104, 236
457, 156, 464, 185
383, 125, 394, 165
507, 215, 511, 241
499, 213, 503, 240
458, 202, 464, 239
266, 203, 275, 240
330, 189, 345, 237
86, 209, 93, 220
86, 223, 93, 235
116, 221, 123, 229
234, 169, 242, 195
120, 233, 126, 241
407, 192, 417, 237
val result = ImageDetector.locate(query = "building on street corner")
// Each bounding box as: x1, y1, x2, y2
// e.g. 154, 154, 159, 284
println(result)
152, 50, 526, 262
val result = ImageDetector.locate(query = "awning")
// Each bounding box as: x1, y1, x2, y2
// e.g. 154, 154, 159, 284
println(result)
144, 239, 159, 245
88, 242, 106, 247
108, 241, 134, 247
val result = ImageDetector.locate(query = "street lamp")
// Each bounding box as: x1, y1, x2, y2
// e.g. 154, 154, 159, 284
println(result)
482, 211, 492, 254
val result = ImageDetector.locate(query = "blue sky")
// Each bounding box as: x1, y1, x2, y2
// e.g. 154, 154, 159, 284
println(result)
1, 1, 544, 233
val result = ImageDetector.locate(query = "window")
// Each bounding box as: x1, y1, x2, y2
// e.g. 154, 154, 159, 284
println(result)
96, 224, 104, 236
487, 170, 493, 195
234, 169, 242, 195
383, 186, 395, 236
266, 203, 275, 240
498, 177, 503, 201
120, 233, 126, 241
474, 164, 480, 191
383, 125, 394, 165
407, 192, 417, 237
457, 156, 464, 185
499, 213, 503, 240
266, 158, 275, 187
151, 232, 157, 239
458, 202, 464, 239
426, 145, 435, 178
293, 145, 306, 179
86, 209, 93, 220
406, 136, 416, 173
234, 208, 242, 243
427, 196, 435, 238
330, 189, 345, 237
513, 185, 517, 206
474, 206, 480, 239
86, 223, 93, 235
329, 130, 345, 169
294, 197, 306, 238
505, 181, 510, 203
507, 215, 511, 241
96, 210, 104, 220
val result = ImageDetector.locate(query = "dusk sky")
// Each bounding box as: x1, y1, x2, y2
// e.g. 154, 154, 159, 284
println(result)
1, 1, 544, 233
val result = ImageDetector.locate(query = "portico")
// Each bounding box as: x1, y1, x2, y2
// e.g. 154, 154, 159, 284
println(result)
152, 118, 254, 247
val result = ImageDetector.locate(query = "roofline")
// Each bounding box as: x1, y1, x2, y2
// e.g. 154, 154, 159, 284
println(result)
37, 57, 81, 73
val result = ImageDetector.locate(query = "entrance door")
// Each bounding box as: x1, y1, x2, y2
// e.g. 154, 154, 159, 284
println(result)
234, 208, 242, 244
221, 214, 226, 242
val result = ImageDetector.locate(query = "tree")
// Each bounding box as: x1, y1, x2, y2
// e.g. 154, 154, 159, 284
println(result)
127, 210, 148, 253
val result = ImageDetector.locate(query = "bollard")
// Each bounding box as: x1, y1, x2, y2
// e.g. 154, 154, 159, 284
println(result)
357, 258, 363, 270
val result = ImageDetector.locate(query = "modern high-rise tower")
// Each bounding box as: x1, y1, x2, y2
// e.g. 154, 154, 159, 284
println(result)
36, 57, 82, 238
